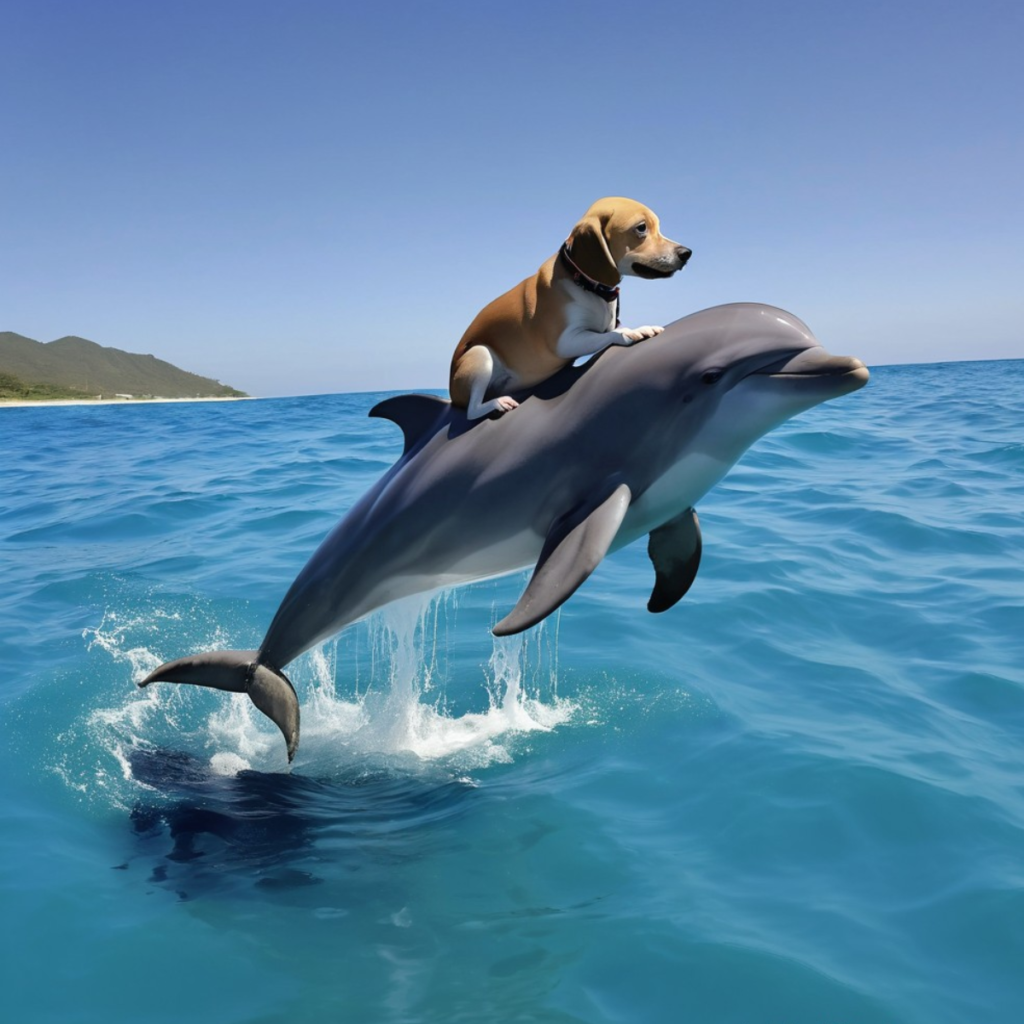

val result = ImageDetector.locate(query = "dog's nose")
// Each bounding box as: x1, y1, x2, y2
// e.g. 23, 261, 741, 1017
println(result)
676, 246, 692, 266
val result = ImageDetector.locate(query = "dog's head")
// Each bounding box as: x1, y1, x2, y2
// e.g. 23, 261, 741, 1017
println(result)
567, 197, 691, 287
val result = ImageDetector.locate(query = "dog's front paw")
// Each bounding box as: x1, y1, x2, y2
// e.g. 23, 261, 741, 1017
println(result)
619, 325, 664, 345
495, 396, 520, 413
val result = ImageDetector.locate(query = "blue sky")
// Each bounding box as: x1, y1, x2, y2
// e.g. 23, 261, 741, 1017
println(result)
2, 0, 1021, 396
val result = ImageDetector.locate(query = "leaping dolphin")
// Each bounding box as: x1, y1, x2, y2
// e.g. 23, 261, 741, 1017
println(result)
141, 303, 868, 761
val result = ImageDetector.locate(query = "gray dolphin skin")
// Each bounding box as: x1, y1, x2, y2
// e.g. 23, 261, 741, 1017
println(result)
141, 303, 868, 760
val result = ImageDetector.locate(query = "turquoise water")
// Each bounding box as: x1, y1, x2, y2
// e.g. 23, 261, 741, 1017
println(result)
2, 361, 1023, 1023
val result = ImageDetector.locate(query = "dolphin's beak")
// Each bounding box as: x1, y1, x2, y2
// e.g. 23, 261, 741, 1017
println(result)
756, 348, 870, 386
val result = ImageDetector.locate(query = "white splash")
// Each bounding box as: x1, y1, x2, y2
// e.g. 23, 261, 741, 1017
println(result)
83, 592, 574, 789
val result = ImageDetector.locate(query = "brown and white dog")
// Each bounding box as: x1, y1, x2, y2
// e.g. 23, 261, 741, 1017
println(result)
449, 196, 691, 420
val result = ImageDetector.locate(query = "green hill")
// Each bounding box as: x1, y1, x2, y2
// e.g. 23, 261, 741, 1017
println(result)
0, 371, 98, 401
0, 331, 248, 400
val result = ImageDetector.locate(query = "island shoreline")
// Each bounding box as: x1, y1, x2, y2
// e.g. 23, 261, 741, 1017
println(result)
0, 396, 258, 409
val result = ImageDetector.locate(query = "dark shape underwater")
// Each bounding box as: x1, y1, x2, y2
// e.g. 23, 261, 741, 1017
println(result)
123, 747, 478, 901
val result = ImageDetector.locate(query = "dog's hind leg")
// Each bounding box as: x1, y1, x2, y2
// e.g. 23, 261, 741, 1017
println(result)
452, 345, 519, 421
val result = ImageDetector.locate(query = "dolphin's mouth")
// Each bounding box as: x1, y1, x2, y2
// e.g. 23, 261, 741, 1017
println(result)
755, 348, 869, 382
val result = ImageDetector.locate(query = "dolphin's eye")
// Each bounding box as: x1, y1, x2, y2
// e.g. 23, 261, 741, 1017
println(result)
635, 222, 648, 236
702, 369, 724, 385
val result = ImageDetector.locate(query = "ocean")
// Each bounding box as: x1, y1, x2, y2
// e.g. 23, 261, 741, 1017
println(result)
1, 359, 1022, 1023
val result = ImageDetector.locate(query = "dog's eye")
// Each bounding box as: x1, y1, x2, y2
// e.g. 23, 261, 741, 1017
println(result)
702, 369, 724, 385
635, 222, 648, 236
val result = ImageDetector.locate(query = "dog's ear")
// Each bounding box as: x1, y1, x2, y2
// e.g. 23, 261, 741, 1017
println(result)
568, 215, 620, 286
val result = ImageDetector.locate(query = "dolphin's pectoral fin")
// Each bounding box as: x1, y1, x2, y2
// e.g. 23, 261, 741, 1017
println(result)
647, 508, 702, 613
493, 483, 632, 636
369, 394, 450, 454
140, 650, 300, 762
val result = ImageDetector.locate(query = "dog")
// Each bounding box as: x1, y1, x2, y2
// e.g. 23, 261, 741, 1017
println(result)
449, 197, 691, 420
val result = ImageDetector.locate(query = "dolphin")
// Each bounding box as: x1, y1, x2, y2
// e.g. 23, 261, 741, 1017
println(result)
141, 302, 868, 761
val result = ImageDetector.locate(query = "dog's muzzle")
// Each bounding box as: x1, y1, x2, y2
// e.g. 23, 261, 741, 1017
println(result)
633, 247, 691, 279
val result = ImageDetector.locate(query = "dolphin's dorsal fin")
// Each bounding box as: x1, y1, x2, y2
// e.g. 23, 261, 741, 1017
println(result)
647, 508, 702, 613
369, 394, 450, 454
493, 483, 632, 636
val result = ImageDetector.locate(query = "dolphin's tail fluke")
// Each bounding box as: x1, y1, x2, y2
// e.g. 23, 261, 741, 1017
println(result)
139, 650, 300, 762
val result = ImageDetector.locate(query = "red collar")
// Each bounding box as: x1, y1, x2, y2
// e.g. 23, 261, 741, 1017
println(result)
559, 243, 620, 303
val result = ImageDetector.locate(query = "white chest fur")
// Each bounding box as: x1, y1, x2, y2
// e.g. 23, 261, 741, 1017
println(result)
558, 280, 617, 335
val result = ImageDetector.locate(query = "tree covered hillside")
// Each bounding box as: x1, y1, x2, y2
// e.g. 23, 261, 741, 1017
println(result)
0, 332, 248, 399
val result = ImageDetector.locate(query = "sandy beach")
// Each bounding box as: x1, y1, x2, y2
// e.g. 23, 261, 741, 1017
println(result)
0, 396, 257, 409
